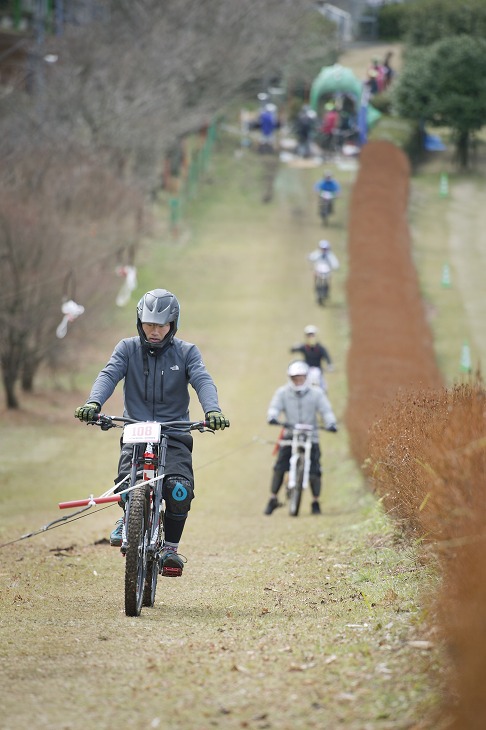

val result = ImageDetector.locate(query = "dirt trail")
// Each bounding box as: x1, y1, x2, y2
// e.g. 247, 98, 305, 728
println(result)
0, 47, 446, 729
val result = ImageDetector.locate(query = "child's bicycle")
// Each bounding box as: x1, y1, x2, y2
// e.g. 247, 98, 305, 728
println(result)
61, 414, 211, 617
273, 422, 314, 517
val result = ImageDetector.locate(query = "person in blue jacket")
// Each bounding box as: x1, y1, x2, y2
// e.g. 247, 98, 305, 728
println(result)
75, 289, 229, 576
314, 170, 341, 218
314, 170, 341, 196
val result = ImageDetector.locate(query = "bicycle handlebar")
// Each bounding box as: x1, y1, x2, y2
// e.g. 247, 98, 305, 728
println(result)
269, 420, 334, 431
91, 414, 210, 432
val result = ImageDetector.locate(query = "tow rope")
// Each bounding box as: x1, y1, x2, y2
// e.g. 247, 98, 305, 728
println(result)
0, 438, 265, 550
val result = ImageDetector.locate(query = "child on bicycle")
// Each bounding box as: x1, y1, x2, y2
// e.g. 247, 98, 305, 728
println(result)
264, 360, 337, 516
290, 324, 334, 391
74, 288, 229, 576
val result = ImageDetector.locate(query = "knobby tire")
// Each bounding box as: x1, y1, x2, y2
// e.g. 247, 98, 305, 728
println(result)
289, 455, 304, 517
125, 483, 150, 617
142, 509, 163, 608
316, 279, 329, 306
320, 200, 330, 226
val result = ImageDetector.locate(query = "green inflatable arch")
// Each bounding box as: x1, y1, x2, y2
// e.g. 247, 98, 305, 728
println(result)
310, 64, 381, 128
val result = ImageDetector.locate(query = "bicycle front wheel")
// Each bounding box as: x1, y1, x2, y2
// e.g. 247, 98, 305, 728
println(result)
288, 456, 304, 517
125, 483, 150, 617
142, 508, 164, 608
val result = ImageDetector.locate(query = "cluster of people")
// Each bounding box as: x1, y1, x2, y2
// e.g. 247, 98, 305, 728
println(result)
366, 51, 394, 95
293, 101, 358, 159
317, 99, 359, 153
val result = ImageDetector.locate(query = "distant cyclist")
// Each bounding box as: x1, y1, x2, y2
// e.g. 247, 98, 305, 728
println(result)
308, 240, 340, 304
314, 170, 341, 197
314, 171, 341, 218
264, 361, 338, 516
308, 239, 340, 269
290, 324, 333, 390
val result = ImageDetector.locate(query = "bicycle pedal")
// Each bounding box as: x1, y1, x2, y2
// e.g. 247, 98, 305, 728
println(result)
161, 566, 183, 577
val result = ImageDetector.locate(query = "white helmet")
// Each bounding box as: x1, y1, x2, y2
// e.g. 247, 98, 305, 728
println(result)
304, 324, 318, 336
287, 361, 309, 392
319, 240, 330, 251
287, 360, 309, 378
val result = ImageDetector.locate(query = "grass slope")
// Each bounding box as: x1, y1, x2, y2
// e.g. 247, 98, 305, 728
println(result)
0, 137, 441, 729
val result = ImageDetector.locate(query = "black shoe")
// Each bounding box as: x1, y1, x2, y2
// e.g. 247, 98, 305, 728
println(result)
159, 548, 185, 577
311, 501, 321, 515
264, 497, 279, 515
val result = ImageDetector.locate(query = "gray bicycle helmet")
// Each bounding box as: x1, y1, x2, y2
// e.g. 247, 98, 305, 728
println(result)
136, 288, 179, 349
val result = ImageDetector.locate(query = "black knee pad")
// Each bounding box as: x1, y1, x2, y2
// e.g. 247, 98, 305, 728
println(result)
164, 476, 194, 521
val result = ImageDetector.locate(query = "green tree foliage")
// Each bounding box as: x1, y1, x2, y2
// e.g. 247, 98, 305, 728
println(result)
401, 0, 486, 47
393, 35, 486, 168
376, 3, 406, 41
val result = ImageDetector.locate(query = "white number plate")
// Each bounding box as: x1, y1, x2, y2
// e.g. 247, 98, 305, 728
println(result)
122, 421, 162, 444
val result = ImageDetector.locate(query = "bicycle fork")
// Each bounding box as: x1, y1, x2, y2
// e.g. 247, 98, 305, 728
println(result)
120, 439, 165, 556
288, 433, 312, 489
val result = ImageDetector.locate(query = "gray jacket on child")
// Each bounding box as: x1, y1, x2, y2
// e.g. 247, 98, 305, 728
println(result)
88, 336, 220, 423
267, 383, 336, 442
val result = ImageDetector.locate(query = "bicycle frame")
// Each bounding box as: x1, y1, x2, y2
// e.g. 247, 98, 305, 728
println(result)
271, 422, 319, 517
279, 424, 313, 490
120, 434, 165, 557
63, 414, 209, 616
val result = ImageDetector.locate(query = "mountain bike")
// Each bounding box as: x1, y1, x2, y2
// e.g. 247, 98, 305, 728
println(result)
274, 423, 314, 517
318, 190, 335, 226
313, 258, 332, 306
62, 415, 210, 617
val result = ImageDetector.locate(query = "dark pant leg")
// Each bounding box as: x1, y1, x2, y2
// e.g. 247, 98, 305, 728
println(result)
271, 445, 291, 495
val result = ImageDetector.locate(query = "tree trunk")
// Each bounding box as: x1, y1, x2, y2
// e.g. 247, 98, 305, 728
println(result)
2, 366, 19, 409
21, 349, 44, 393
1, 333, 24, 409
456, 130, 469, 169
21, 359, 37, 392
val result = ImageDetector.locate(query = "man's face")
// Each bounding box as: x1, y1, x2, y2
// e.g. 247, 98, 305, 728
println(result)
142, 321, 170, 344
291, 374, 307, 388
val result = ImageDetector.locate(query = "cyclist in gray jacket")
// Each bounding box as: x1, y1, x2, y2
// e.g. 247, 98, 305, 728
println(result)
264, 360, 337, 516
75, 288, 229, 576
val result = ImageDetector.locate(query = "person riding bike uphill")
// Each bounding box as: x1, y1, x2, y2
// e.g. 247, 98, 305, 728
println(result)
264, 361, 338, 516
74, 288, 229, 577
314, 170, 341, 197
307, 240, 340, 305
314, 171, 341, 217
290, 324, 333, 391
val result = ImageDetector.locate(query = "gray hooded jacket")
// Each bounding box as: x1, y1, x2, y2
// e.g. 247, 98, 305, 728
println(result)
88, 336, 220, 422
267, 383, 336, 442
